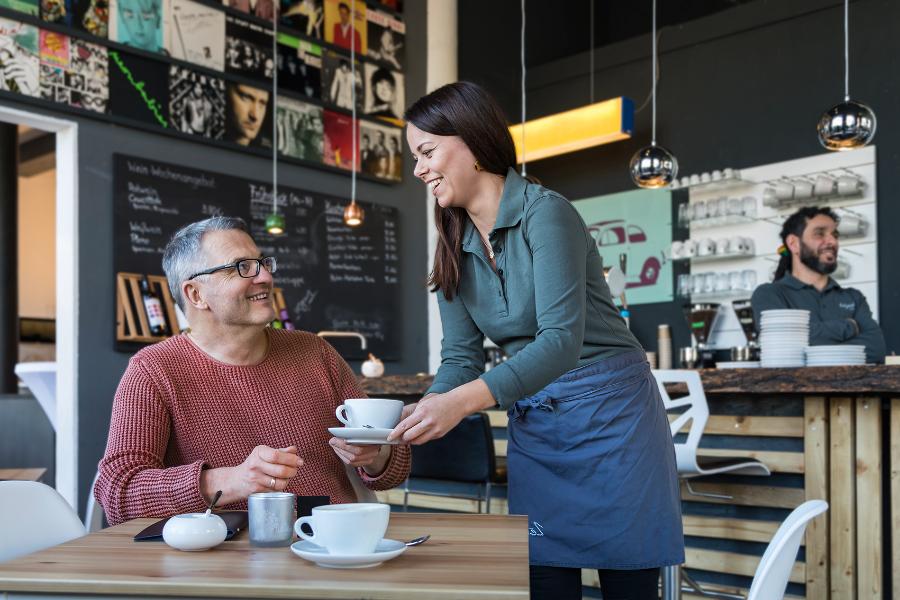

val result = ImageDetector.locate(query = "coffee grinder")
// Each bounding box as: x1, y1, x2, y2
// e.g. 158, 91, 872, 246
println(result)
731, 299, 760, 361
681, 303, 719, 368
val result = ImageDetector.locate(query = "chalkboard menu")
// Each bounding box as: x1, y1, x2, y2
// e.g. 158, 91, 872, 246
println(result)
113, 153, 401, 359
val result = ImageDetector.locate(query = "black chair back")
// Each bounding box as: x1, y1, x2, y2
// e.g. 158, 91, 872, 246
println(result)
409, 412, 495, 483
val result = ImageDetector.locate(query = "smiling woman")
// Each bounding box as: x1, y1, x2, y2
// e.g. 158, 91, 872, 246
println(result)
397, 81, 683, 600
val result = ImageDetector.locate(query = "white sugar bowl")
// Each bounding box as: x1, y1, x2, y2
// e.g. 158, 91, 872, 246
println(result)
162, 512, 227, 551
361, 353, 385, 378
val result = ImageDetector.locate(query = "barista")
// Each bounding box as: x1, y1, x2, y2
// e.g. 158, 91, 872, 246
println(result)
751, 206, 886, 363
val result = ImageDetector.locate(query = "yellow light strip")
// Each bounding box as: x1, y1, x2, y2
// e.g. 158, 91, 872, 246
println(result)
509, 97, 634, 163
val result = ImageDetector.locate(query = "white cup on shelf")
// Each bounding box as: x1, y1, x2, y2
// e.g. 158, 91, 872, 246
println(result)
671, 240, 684, 259
773, 180, 794, 201
814, 174, 835, 197
793, 179, 813, 199
697, 239, 716, 257
837, 174, 863, 196
700, 172, 712, 184
712, 170, 723, 181
762, 188, 779, 207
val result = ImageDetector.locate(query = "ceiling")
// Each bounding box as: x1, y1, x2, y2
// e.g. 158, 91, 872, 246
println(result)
461, 0, 758, 69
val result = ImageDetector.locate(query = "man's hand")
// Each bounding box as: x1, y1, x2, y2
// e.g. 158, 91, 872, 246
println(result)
329, 438, 391, 476
200, 445, 303, 505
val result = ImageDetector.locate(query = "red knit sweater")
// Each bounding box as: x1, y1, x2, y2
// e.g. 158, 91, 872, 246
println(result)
95, 329, 410, 525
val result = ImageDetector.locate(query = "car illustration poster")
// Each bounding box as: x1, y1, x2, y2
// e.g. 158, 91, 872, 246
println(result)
573, 188, 672, 305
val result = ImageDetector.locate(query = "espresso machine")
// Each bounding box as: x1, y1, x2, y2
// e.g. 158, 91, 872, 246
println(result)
731, 299, 760, 361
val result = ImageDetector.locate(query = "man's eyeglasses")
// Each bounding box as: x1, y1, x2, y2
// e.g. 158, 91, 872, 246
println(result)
188, 256, 277, 280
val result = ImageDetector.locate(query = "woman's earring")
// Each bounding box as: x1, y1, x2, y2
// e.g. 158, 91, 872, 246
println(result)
474, 160, 483, 172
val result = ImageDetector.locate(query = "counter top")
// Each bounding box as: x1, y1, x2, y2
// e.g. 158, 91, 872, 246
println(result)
359, 365, 900, 397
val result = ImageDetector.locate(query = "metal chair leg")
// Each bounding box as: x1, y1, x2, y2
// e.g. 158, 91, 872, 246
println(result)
680, 570, 745, 599
661, 564, 681, 600
485, 481, 492, 514
685, 479, 733, 500
402, 479, 410, 512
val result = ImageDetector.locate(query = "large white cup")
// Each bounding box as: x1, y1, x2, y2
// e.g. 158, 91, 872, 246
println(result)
773, 180, 794, 201
335, 398, 403, 429
294, 503, 390, 555
837, 175, 863, 196
813, 174, 835, 197
793, 179, 813, 199
697, 238, 715, 257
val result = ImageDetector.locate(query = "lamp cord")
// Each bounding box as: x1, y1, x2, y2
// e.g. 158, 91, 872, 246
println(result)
589, 0, 594, 104
651, 0, 657, 146
271, 7, 278, 215
844, 0, 849, 101
520, 0, 526, 177
350, 0, 357, 204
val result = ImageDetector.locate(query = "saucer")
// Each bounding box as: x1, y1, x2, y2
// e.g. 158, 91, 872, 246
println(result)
290, 539, 406, 568
328, 427, 401, 445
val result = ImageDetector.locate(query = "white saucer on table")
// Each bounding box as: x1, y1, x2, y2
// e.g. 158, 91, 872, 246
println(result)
290, 539, 406, 568
327, 427, 401, 445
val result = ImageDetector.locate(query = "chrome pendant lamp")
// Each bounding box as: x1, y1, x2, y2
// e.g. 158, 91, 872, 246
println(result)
816, 0, 876, 150
629, 0, 678, 188
342, 0, 364, 227
266, 7, 285, 235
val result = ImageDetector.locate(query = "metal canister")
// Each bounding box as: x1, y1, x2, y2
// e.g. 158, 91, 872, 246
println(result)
248, 491, 296, 547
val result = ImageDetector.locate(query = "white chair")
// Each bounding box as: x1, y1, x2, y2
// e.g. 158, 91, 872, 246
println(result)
747, 500, 828, 600
14, 362, 57, 430
85, 471, 106, 532
0, 481, 86, 562
653, 370, 771, 600
653, 369, 770, 499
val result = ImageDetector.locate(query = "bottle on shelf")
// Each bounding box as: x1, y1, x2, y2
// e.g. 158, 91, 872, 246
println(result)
140, 277, 168, 336
279, 308, 295, 330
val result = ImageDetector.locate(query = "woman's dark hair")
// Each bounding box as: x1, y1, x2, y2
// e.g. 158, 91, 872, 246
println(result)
773, 206, 840, 281
404, 81, 518, 300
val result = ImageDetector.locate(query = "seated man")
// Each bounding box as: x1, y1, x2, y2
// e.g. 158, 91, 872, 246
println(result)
751, 206, 886, 364
95, 217, 409, 525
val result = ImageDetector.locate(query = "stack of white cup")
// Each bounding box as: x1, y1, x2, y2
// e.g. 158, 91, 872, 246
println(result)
657, 325, 672, 369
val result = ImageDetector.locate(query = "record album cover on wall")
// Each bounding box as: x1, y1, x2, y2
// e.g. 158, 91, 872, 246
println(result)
320, 49, 361, 111
108, 49, 168, 126
222, 0, 275, 22
0, 0, 38, 16
359, 119, 400, 182
165, 0, 225, 71
225, 14, 273, 80
322, 108, 356, 170
109, 0, 166, 53
276, 95, 323, 162
0, 18, 39, 97
225, 80, 271, 147
366, 8, 402, 70
169, 65, 224, 138
40, 0, 108, 37
277, 33, 320, 99
40, 31, 109, 112
323, 0, 364, 54
279, 0, 321, 38
362, 61, 401, 121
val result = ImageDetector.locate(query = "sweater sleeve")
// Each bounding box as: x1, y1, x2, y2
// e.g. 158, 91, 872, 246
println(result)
317, 338, 411, 490
480, 194, 586, 408
94, 358, 208, 525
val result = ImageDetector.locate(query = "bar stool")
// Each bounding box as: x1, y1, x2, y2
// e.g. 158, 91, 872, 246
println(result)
652, 370, 771, 600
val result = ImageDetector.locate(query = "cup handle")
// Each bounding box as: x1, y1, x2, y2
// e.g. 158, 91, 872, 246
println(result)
294, 517, 316, 542
335, 405, 351, 426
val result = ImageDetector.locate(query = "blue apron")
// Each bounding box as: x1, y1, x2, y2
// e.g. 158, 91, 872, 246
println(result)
507, 349, 684, 569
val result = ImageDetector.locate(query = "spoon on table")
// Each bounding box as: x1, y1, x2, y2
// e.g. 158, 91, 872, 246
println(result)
204, 490, 222, 517
405, 535, 430, 547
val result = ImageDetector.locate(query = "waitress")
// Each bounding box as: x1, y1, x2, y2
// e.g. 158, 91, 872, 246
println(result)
388, 81, 683, 600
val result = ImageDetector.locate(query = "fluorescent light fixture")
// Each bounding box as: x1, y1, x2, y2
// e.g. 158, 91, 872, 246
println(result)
509, 97, 634, 163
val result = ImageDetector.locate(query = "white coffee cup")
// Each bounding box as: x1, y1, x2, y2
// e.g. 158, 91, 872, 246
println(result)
335, 398, 403, 429
837, 175, 863, 195
773, 180, 794, 201
715, 238, 730, 255
294, 503, 389, 555
813, 174, 835, 197
762, 188, 779, 207
671, 240, 684, 259
712, 169, 723, 181
838, 215, 866, 237
697, 238, 715, 256
682, 239, 697, 258
700, 172, 712, 183
723, 167, 735, 179
793, 179, 813, 199
690, 174, 700, 186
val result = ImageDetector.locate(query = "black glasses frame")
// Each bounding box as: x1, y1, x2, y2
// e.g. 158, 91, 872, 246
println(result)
187, 256, 277, 281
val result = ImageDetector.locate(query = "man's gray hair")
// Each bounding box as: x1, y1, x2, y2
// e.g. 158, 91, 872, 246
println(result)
162, 216, 249, 310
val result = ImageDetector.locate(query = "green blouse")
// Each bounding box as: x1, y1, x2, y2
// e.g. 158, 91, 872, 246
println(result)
426, 168, 643, 410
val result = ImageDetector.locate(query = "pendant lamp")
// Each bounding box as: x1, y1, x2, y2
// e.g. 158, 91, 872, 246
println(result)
266, 9, 285, 235
342, 1, 364, 227
629, 0, 678, 188
816, 0, 876, 150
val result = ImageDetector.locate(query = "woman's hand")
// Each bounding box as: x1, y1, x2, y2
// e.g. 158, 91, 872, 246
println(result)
329, 438, 391, 476
387, 393, 469, 445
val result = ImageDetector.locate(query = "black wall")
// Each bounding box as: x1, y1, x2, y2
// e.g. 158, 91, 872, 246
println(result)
3, 0, 427, 515
460, 0, 899, 355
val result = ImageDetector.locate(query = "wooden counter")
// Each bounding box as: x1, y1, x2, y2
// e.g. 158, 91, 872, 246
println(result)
0, 513, 529, 599
365, 366, 900, 600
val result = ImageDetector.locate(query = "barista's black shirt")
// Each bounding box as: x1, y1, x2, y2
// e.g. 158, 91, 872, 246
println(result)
751, 273, 886, 363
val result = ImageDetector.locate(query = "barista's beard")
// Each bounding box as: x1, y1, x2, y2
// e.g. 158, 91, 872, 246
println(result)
799, 241, 837, 275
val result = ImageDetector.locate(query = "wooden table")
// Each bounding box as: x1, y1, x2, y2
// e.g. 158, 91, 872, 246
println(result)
0, 468, 46, 482
0, 513, 528, 600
